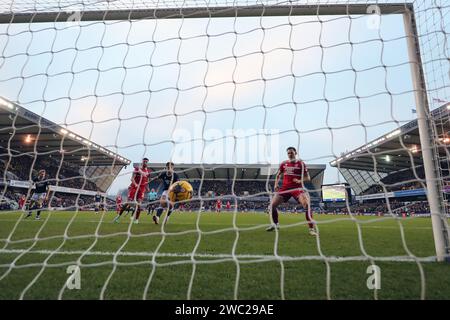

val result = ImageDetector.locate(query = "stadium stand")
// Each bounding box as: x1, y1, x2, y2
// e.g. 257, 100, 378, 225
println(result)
330, 102, 450, 216
331, 103, 449, 192
0, 98, 130, 211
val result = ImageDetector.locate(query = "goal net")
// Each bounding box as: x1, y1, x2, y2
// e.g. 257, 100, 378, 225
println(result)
0, 0, 449, 300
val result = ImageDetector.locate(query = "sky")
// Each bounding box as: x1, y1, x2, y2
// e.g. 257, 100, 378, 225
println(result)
0, 0, 448, 195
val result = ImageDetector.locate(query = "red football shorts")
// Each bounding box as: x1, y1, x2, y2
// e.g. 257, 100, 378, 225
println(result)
278, 186, 305, 202
128, 186, 146, 202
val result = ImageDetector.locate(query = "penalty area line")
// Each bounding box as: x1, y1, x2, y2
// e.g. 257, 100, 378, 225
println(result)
0, 248, 437, 263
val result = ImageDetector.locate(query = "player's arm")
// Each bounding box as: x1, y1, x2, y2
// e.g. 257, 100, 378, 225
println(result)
293, 172, 311, 184
153, 172, 166, 193
45, 184, 51, 203
170, 173, 180, 188
148, 175, 159, 183
148, 171, 163, 187
130, 170, 138, 187
274, 170, 282, 192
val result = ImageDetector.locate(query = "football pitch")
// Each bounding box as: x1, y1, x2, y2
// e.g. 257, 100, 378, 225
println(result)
0, 211, 449, 300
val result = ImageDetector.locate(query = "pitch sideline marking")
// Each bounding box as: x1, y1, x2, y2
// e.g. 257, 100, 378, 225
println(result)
0, 248, 438, 262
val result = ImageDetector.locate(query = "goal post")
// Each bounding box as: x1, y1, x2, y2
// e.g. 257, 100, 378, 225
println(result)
0, 3, 416, 23
402, 7, 450, 262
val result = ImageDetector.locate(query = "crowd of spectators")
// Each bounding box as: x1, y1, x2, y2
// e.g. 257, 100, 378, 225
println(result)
150, 179, 319, 199
345, 200, 431, 215
0, 187, 115, 211
362, 167, 428, 195
172, 199, 312, 213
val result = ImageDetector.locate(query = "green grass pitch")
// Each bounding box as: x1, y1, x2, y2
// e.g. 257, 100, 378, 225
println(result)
0, 210, 449, 300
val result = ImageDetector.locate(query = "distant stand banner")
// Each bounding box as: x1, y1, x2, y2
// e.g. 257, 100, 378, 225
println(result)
6, 180, 103, 196
49, 186, 105, 197
355, 192, 395, 201
356, 189, 427, 201
9, 180, 33, 188
393, 189, 427, 197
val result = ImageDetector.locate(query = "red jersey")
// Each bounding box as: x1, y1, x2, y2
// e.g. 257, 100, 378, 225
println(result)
216, 200, 222, 208
279, 159, 308, 189
116, 196, 122, 205
19, 197, 25, 209
131, 166, 150, 188
226, 201, 231, 209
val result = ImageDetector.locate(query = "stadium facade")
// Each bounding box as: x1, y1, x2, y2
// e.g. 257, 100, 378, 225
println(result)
0, 97, 130, 207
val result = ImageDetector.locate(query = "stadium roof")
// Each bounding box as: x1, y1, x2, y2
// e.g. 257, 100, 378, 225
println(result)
0, 96, 131, 167
330, 103, 450, 194
146, 163, 327, 181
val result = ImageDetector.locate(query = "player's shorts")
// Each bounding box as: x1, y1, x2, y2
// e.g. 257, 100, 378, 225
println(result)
160, 190, 170, 204
95, 202, 101, 207
128, 186, 146, 202
278, 187, 305, 202
31, 192, 46, 202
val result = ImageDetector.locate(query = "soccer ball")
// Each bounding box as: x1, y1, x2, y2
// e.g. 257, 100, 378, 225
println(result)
168, 180, 193, 203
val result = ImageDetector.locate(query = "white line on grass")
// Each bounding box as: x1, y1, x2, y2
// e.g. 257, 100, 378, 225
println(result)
0, 218, 434, 229
0, 248, 438, 263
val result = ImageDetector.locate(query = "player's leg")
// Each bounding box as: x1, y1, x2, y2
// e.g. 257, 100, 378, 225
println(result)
133, 190, 145, 223
133, 186, 148, 223
114, 204, 124, 222
26, 194, 38, 218
133, 203, 142, 223
25, 200, 34, 218
125, 205, 134, 217
163, 201, 175, 225
266, 193, 285, 231
297, 192, 317, 236
115, 203, 130, 222
114, 189, 133, 223
35, 196, 44, 220
154, 192, 168, 224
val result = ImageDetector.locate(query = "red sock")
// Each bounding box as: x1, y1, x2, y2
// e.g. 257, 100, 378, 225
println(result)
135, 207, 141, 220
271, 207, 279, 224
306, 205, 314, 229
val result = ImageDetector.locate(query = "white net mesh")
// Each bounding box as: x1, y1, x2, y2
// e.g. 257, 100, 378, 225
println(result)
0, 0, 449, 300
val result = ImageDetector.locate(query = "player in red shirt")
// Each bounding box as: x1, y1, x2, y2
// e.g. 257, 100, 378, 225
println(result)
18, 195, 26, 209
215, 198, 222, 213
226, 200, 231, 211
115, 194, 123, 213
114, 157, 150, 224
266, 147, 317, 236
